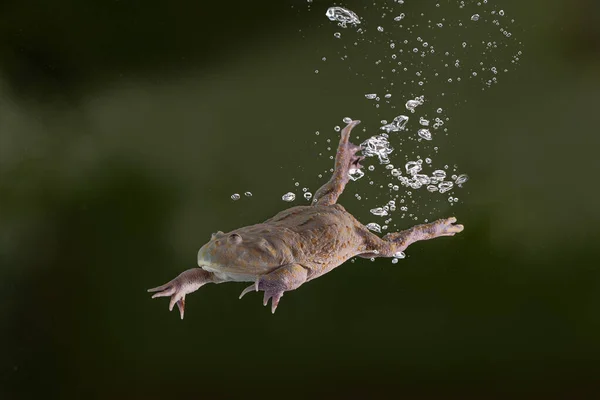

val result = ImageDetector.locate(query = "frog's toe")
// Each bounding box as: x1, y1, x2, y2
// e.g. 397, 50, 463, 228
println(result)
239, 279, 259, 299
438, 217, 464, 236
176, 297, 185, 320
263, 290, 284, 314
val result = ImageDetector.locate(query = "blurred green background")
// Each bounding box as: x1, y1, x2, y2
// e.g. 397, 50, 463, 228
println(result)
1, 0, 600, 398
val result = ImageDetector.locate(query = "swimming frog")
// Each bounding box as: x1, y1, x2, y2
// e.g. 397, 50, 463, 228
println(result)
148, 120, 464, 317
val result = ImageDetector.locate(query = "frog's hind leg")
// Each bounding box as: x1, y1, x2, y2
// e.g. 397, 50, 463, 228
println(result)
359, 217, 464, 258
239, 264, 308, 314
313, 120, 364, 206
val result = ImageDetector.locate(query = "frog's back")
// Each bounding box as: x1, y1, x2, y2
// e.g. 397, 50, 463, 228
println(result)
264, 204, 364, 268
266, 204, 356, 232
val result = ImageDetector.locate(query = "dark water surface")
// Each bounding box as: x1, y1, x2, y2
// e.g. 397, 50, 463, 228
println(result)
2, 0, 600, 398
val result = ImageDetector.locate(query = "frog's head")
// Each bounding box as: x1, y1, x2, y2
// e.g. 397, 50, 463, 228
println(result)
197, 228, 288, 274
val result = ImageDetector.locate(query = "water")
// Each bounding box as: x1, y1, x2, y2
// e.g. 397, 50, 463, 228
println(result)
303, 0, 523, 227
5, 1, 595, 397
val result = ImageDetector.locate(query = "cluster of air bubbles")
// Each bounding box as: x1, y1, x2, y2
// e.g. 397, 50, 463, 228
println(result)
392, 251, 406, 264
383, 158, 470, 195
305, 1, 516, 227
380, 115, 409, 133
325, 6, 361, 28
360, 135, 394, 164
405, 96, 425, 113
231, 192, 253, 201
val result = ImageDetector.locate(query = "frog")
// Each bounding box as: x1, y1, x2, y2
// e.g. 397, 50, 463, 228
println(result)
148, 120, 464, 318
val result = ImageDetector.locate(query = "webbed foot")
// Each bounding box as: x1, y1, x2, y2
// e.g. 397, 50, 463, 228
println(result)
239, 279, 285, 314
238, 264, 308, 314
147, 268, 213, 319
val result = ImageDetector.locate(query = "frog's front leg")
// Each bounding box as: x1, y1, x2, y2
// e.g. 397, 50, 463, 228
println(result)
239, 264, 308, 314
148, 268, 215, 319
360, 217, 464, 258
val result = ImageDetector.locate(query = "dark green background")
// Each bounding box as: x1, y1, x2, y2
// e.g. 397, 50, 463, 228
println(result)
1, 0, 599, 398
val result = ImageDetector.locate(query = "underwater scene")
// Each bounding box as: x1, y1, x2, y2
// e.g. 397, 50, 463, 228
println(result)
2, 0, 600, 398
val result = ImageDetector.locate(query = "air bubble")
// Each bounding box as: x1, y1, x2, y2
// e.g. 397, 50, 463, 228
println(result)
370, 207, 389, 217
366, 223, 382, 233
282, 192, 296, 202
348, 168, 365, 181
418, 129, 432, 140
455, 174, 469, 185
326, 7, 361, 26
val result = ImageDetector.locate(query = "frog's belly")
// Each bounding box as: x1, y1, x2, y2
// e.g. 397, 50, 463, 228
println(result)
201, 266, 256, 282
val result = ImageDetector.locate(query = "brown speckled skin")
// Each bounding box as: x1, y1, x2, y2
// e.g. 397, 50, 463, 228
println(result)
148, 120, 464, 317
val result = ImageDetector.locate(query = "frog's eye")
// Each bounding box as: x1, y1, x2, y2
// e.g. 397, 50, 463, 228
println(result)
211, 231, 224, 240
228, 233, 242, 244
